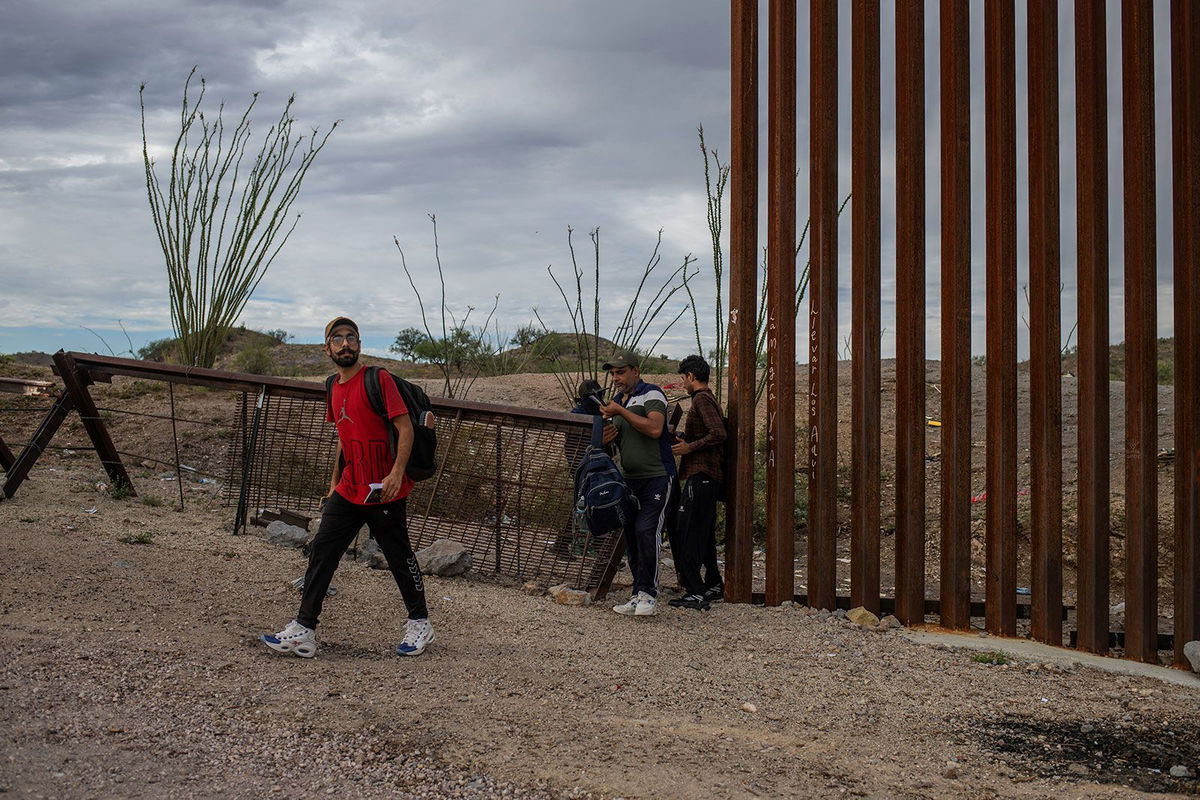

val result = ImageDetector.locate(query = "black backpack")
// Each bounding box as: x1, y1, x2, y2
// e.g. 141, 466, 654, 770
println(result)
325, 366, 438, 481
574, 418, 637, 536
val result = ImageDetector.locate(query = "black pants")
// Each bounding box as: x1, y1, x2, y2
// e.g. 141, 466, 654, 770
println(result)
673, 474, 723, 596
624, 476, 673, 597
296, 491, 428, 629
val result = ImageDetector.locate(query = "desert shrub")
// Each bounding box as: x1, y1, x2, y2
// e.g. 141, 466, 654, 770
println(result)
233, 343, 276, 376
138, 338, 177, 362
972, 651, 1008, 665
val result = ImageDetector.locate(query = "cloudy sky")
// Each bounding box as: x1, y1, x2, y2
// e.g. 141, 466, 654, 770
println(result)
0, 0, 1179, 362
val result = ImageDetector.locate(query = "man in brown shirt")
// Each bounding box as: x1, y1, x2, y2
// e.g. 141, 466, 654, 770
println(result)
668, 354, 727, 610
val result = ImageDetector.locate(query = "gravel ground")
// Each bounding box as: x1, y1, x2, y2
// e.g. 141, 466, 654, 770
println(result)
3, 460, 1200, 800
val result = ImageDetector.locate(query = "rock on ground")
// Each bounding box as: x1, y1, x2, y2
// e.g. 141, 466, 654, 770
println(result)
1184, 640, 1200, 674
264, 520, 308, 548
355, 539, 388, 570
847, 606, 880, 628
548, 584, 590, 606
416, 538, 473, 576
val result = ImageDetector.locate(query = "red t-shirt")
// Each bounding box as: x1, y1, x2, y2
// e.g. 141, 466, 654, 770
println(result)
325, 368, 414, 504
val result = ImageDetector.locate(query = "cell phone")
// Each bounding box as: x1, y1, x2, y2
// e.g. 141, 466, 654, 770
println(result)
364, 483, 384, 503
667, 403, 684, 433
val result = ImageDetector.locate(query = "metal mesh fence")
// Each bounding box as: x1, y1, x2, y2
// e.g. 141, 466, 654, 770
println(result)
223, 393, 616, 592
222, 392, 337, 514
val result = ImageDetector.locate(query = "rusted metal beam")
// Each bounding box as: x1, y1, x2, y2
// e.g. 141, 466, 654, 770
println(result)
52, 351, 135, 497
65, 353, 591, 427
1, 392, 76, 499
939, 0, 973, 630
1074, 0, 1111, 656
1120, 0, 1159, 664
766, 0, 797, 606
725, 0, 759, 605
1027, 0, 1064, 646
1172, 0, 1199, 669
807, 0, 838, 612
894, 0, 927, 627
985, 0, 1018, 637
851, 0, 881, 614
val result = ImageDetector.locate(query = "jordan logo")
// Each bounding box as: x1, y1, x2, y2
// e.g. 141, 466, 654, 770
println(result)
336, 401, 353, 425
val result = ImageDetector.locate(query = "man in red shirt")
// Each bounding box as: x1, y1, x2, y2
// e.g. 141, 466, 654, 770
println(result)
261, 316, 433, 658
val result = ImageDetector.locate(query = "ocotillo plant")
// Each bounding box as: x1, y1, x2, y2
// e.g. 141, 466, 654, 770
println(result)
140, 68, 337, 368
393, 214, 503, 399
533, 226, 697, 406
685, 126, 850, 405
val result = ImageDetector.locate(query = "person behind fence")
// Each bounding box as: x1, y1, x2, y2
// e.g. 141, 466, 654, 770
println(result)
666, 355, 727, 611
260, 316, 433, 658
551, 379, 607, 559
599, 352, 676, 616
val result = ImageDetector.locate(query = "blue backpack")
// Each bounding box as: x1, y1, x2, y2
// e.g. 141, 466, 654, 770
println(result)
574, 418, 637, 536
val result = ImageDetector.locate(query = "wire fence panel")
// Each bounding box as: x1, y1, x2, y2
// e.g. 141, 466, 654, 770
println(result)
219, 388, 614, 592
404, 411, 618, 590
222, 393, 336, 514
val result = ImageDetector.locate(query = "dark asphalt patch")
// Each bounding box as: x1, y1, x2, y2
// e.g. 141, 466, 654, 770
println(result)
972, 715, 1200, 794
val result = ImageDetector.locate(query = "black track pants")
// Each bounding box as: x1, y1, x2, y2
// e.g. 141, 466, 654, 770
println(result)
673, 474, 723, 596
623, 476, 672, 597
296, 491, 428, 629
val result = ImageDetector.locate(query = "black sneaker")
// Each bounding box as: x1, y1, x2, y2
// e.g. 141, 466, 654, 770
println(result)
702, 584, 725, 604
668, 593, 711, 611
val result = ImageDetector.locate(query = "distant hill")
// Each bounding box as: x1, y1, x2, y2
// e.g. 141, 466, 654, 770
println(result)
5, 331, 1175, 384
71, 326, 681, 378
1052, 337, 1174, 385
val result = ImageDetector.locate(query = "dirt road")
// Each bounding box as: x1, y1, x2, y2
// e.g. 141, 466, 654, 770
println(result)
2, 460, 1198, 799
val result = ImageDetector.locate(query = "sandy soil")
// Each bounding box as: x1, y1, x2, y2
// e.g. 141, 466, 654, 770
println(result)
1, 364, 1196, 799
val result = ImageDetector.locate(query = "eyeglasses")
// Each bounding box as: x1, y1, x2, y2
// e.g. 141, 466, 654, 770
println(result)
329, 334, 360, 346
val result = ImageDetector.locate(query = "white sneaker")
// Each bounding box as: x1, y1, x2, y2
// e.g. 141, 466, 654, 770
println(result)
397, 618, 434, 656
612, 594, 640, 616
260, 620, 317, 658
634, 592, 658, 616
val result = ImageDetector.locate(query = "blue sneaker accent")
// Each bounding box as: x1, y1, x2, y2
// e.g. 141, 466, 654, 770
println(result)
396, 618, 434, 656
260, 620, 317, 657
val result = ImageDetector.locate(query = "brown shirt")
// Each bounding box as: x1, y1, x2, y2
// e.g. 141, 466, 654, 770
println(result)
677, 388, 726, 482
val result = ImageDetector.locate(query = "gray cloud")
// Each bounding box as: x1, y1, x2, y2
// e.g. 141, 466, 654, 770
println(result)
0, 0, 1180, 363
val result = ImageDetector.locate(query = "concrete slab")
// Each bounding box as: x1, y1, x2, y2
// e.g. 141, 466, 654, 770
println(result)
902, 628, 1200, 690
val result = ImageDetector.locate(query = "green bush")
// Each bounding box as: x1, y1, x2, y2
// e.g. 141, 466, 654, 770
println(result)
972, 650, 1008, 665
233, 343, 276, 376
138, 338, 177, 361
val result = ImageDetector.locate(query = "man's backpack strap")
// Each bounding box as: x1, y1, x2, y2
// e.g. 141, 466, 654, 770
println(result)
324, 374, 337, 417
590, 416, 606, 449
361, 365, 388, 420
361, 365, 401, 460
324, 374, 344, 473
